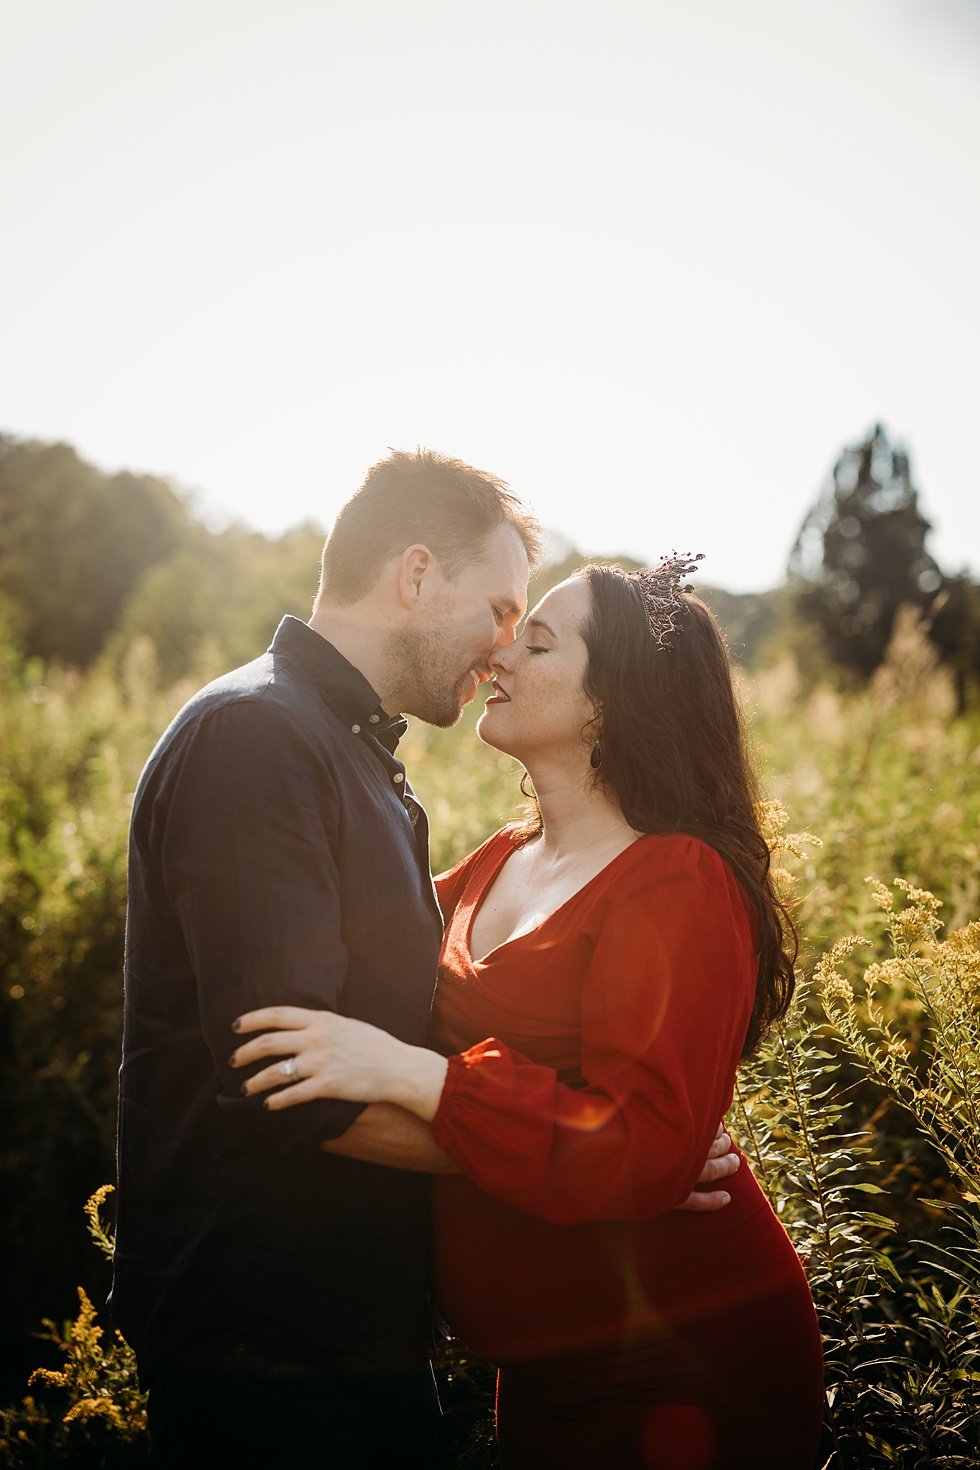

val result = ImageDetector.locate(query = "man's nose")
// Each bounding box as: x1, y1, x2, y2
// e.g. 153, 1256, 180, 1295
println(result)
491, 621, 518, 653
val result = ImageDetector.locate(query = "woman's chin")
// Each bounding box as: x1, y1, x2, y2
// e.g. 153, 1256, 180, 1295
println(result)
476, 710, 517, 758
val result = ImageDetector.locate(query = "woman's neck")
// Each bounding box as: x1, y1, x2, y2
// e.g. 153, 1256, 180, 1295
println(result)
525, 765, 635, 864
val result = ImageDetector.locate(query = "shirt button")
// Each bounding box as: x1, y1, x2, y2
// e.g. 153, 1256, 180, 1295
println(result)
369, 714, 380, 724
393, 772, 405, 784
351, 724, 361, 734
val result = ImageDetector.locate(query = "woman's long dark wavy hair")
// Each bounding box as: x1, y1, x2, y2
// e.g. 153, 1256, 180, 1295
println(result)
530, 562, 797, 1059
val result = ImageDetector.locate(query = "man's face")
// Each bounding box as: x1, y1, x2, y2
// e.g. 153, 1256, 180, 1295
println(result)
392, 523, 530, 727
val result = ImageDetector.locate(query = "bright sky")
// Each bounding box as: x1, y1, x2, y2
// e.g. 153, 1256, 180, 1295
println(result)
3, 0, 978, 592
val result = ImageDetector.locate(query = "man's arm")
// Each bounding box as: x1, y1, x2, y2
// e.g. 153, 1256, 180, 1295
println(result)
321, 1103, 458, 1172
159, 699, 366, 1152
321, 1107, 738, 1205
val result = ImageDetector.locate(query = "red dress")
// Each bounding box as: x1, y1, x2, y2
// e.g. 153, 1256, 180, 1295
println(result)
429, 829, 824, 1470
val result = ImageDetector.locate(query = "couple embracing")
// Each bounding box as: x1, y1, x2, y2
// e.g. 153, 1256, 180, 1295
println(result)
110, 449, 824, 1468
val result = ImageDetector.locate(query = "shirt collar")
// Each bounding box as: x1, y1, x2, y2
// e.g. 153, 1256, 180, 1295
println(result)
268, 616, 407, 752
373, 713, 409, 754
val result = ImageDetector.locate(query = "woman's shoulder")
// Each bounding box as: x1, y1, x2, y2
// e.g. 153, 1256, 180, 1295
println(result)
590, 833, 755, 948
605, 834, 758, 934
603, 832, 741, 903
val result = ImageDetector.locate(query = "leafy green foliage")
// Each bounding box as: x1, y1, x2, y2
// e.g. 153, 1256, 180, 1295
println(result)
0, 642, 194, 1393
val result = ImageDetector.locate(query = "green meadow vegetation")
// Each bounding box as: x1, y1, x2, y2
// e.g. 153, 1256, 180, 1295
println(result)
2, 425, 979, 1465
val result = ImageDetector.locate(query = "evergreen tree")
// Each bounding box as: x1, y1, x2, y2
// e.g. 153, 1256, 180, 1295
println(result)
789, 423, 943, 679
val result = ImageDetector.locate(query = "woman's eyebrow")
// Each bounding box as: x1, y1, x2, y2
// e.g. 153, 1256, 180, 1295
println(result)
525, 616, 556, 639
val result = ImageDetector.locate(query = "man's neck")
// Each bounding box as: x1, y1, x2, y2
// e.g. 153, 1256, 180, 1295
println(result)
307, 605, 397, 712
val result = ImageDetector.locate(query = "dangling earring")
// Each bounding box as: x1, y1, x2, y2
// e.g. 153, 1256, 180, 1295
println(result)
520, 770, 534, 798
590, 739, 603, 770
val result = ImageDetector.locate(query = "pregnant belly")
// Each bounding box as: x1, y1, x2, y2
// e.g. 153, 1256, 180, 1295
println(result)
431, 1161, 802, 1366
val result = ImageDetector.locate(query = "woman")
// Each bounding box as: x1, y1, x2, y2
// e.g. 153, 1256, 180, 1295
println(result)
230, 559, 825, 1469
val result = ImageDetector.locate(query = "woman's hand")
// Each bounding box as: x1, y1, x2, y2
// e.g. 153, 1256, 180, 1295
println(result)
229, 1006, 448, 1121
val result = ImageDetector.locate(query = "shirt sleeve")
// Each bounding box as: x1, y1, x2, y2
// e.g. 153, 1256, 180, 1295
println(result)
154, 695, 365, 1155
430, 840, 757, 1224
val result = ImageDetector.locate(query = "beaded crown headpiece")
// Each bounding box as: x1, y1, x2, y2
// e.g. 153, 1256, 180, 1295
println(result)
631, 551, 704, 649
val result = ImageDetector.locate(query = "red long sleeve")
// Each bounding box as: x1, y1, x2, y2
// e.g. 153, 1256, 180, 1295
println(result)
430, 834, 756, 1225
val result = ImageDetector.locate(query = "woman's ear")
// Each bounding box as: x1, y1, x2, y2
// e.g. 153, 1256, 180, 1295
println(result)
395, 544, 436, 610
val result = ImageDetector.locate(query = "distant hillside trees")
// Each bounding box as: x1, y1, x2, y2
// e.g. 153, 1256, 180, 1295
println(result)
931, 572, 980, 709
0, 436, 187, 666
109, 521, 326, 685
0, 434, 325, 683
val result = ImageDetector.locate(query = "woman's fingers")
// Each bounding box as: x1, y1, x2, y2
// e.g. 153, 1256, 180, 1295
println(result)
237, 1056, 309, 1096
232, 1005, 320, 1035
261, 1078, 327, 1111
229, 1028, 307, 1070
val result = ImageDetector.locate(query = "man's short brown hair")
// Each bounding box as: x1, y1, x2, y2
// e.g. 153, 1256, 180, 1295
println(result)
318, 448, 544, 604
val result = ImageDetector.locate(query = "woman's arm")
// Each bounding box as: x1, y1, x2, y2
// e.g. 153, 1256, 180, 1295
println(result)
229, 1005, 739, 1205
230, 1005, 447, 1117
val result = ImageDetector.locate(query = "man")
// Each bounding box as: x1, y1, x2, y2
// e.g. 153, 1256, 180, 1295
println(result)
110, 449, 736, 1468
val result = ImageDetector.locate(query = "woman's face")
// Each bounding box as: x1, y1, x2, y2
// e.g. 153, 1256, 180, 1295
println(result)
476, 575, 597, 766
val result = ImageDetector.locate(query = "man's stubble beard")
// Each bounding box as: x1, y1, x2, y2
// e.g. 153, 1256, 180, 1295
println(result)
382, 623, 471, 730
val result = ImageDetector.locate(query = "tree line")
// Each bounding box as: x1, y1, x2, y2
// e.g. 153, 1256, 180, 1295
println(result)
1, 424, 977, 697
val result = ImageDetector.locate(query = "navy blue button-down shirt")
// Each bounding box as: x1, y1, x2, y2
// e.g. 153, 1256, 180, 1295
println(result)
110, 617, 444, 1379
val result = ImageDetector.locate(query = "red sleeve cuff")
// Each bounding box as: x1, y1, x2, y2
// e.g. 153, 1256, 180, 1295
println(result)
431, 1049, 471, 1150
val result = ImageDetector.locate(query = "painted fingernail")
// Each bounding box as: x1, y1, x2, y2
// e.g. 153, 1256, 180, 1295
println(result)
231, 1018, 242, 1032
229, 1052, 239, 1067
240, 1081, 250, 1096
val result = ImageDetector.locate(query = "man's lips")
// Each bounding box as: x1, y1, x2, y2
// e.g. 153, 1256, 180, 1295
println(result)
459, 667, 492, 705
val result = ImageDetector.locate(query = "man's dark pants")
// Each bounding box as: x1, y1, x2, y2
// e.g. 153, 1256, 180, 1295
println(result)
146, 1346, 441, 1469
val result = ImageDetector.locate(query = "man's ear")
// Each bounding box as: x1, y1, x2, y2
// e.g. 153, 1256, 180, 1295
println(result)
395, 545, 437, 610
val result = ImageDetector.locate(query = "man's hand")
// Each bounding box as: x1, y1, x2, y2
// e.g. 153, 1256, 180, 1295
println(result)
674, 1124, 740, 1212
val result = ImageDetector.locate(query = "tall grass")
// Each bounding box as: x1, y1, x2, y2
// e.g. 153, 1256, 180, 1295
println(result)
1, 614, 979, 1465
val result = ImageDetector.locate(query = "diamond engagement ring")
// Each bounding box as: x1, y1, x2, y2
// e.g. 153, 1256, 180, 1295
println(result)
279, 1056, 298, 1081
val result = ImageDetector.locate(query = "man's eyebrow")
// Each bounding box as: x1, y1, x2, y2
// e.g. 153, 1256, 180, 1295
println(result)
525, 616, 556, 639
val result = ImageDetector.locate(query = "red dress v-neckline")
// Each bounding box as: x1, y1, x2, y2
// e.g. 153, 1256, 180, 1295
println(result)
461, 828, 646, 969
